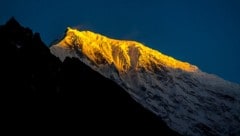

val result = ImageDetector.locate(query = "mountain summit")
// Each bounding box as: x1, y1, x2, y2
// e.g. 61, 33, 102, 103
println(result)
52, 27, 197, 73
51, 28, 240, 136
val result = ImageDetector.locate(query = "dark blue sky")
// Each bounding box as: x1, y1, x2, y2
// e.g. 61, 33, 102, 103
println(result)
1, 0, 240, 83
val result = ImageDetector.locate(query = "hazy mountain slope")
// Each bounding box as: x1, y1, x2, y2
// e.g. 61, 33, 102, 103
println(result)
0, 18, 180, 135
51, 27, 240, 136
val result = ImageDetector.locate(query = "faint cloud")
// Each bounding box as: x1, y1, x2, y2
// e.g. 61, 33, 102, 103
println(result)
122, 29, 141, 40
71, 22, 94, 31
71, 24, 84, 30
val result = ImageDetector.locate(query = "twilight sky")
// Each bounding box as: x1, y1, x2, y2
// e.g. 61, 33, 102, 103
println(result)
1, 0, 240, 83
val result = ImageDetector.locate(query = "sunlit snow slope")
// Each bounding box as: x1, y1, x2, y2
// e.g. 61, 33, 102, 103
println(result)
50, 28, 240, 136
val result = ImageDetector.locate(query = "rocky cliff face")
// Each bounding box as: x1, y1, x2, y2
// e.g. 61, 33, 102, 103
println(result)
51, 27, 240, 136
1, 18, 179, 135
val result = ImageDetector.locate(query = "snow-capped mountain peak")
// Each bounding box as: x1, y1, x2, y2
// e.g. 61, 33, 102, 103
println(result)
54, 27, 198, 73
50, 28, 240, 136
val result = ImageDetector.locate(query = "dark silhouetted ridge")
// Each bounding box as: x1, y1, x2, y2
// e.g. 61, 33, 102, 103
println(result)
0, 18, 180, 135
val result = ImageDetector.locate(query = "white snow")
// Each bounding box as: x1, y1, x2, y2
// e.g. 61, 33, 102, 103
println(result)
50, 28, 240, 136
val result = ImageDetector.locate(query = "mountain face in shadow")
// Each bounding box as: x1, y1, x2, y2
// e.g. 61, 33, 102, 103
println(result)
0, 18, 180, 135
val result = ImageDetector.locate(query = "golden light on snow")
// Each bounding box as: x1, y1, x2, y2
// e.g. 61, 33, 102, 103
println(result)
57, 27, 198, 73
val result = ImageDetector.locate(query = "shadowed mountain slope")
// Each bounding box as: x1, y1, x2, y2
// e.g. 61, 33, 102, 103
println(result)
0, 18, 180, 135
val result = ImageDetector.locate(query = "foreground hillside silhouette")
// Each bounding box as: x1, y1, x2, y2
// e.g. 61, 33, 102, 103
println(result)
0, 18, 180, 135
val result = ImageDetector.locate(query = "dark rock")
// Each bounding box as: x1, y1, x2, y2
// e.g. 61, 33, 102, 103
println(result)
0, 18, 180, 135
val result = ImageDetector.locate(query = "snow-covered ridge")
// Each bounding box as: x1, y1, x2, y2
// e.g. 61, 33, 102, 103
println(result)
53, 27, 198, 73
50, 28, 240, 136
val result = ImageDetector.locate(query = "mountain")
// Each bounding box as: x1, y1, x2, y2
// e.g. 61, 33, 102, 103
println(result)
1, 18, 180, 135
51, 27, 240, 136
